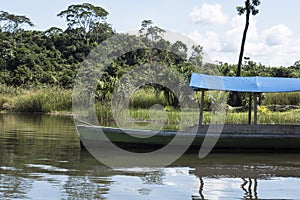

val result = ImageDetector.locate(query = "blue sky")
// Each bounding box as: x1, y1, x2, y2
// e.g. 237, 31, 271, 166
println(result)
1, 0, 300, 66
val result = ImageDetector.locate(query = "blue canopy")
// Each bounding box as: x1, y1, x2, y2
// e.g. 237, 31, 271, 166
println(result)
189, 73, 300, 93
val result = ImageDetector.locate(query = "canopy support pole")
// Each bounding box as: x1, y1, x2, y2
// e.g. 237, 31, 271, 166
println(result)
253, 93, 258, 125
248, 93, 252, 124
197, 90, 205, 132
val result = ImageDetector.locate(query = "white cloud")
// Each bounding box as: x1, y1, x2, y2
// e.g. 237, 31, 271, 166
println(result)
262, 24, 293, 46
222, 15, 258, 52
189, 3, 228, 25
247, 24, 299, 66
188, 14, 300, 67
251, 38, 300, 66
188, 30, 221, 52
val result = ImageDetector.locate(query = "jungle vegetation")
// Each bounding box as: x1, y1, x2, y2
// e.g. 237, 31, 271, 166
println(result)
0, 3, 300, 114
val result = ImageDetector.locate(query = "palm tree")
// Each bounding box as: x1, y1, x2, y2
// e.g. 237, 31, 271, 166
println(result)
235, 0, 260, 106
236, 0, 260, 77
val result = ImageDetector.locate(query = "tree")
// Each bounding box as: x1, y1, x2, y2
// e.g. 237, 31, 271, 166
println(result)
234, 0, 260, 106
0, 11, 34, 32
292, 60, 300, 70
170, 41, 188, 65
57, 3, 109, 33
139, 20, 165, 41
236, 0, 260, 77
44, 27, 63, 36
57, 3, 111, 44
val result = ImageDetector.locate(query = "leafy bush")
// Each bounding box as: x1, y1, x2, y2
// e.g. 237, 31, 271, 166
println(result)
263, 92, 300, 105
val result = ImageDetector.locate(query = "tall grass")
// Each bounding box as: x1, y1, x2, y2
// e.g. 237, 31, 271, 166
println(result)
0, 84, 24, 96
101, 108, 211, 130
99, 108, 299, 131
263, 92, 300, 105
120, 108, 193, 130
225, 109, 300, 125
129, 88, 168, 109
1, 84, 299, 128
95, 101, 114, 126
0, 85, 72, 113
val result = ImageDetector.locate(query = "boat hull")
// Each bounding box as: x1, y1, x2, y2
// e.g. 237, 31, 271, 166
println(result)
77, 124, 300, 151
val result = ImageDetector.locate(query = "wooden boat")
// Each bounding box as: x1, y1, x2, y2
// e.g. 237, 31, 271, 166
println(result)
77, 123, 300, 151
76, 73, 300, 151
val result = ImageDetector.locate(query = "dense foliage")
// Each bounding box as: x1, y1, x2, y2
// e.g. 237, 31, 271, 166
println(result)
0, 3, 300, 108
0, 3, 114, 88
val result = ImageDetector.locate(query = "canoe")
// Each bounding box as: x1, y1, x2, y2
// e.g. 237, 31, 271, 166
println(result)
77, 124, 300, 151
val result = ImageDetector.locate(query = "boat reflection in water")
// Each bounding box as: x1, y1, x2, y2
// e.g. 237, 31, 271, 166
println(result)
79, 146, 300, 199
173, 153, 300, 199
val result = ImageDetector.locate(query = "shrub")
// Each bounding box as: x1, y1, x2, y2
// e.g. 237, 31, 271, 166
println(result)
263, 92, 300, 105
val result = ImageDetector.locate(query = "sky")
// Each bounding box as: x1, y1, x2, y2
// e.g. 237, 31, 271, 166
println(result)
1, 0, 300, 67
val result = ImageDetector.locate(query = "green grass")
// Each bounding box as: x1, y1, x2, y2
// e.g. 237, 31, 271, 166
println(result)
95, 101, 115, 125
0, 86, 72, 113
0, 84, 24, 97
96, 107, 300, 131
129, 88, 168, 109
225, 106, 300, 124
1, 85, 299, 130
263, 92, 300, 105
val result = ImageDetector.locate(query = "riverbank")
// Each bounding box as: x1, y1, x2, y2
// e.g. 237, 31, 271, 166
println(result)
1, 85, 299, 130
0, 85, 72, 113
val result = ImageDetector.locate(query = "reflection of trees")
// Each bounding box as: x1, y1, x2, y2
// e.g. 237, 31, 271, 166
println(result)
0, 114, 79, 164
0, 113, 112, 199
241, 178, 258, 200
62, 149, 113, 199
140, 170, 165, 185
0, 173, 32, 199
192, 177, 205, 200
199, 177, 205, 200
0, 114, 82, 199
189, 176, 259, 200
63, 175, 110, 200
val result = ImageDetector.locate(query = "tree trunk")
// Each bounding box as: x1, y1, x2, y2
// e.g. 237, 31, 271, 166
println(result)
237, 0, 250, 77
235, 0, 250, 106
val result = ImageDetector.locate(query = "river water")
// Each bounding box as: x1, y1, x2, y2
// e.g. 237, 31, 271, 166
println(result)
1, 113, 300, 200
